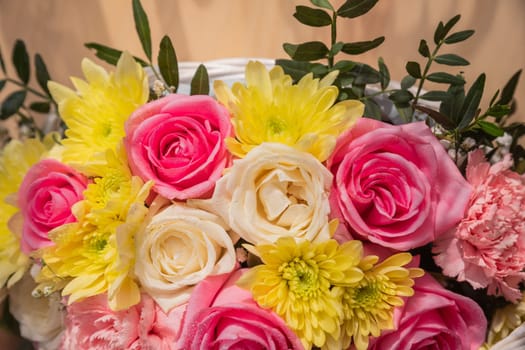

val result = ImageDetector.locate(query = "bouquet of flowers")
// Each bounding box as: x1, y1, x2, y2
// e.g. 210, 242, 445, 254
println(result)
1, 1, 524, 349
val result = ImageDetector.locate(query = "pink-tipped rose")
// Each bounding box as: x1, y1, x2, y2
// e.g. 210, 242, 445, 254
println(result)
60, 293, 184, 350
327, 118, 471, 250
124, 94, 232, 200
369, 274, 487, 350
433, 149, 525, 302
18, 158, 87, 253
177, 269, 304, 350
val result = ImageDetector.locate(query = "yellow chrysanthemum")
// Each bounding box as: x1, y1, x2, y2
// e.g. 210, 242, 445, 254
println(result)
238, 237, 365, 349
37, 147, 153, 311
214, 61, 364, 161
484, 292, 525, 347
48, 51, 148, 171
0, 137, 54, 289
336, 253, 424, 350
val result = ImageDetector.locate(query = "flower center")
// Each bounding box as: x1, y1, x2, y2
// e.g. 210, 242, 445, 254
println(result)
281, 257, 319, 299
267, 117, 286, 135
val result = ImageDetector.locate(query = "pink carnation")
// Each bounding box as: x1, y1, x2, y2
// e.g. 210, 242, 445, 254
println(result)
60, 294, 184, 350
433, 149, 525, 302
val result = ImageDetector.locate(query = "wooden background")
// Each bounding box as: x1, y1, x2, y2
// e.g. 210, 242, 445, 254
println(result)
0, 0, 524, 123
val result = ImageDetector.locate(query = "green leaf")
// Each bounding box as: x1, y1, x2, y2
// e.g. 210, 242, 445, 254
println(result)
378, 57, 390, 90
330, 42, 344, 56
420, 90, 450, 102
84, 43, 148, 66
333, 60, 355, 72
478, 120, 504, 137
497, 69, 522, 105
400, 75, 416, 90
0, 79, 5, 92
337, 0, 379, 18
434, 54, 469, 66
29, 101, 50, 113
443, 14, 461, 37
414, 104, 456, 130
418, 39, 430, 58
310, 63, 329, 76
350, 63, 380, 85
12, 40, 30, 84
489, 89, 500, 107
283, 41, 329, 61
486, 104, 511, 118
394, 104, 414, 124
434, 21, 446, 45
34, 54, 51, 95
444, 30, 475, 44
389, 90, 414, 104
0, 46, 5, 74
440, 84, 465, 124
132, 0, 152, 61
294, 6, 332, 27
426, 72, 465, 85
341, 36, 384, 55
310, 0, 334, 10
405, 61, 422, 79
190, 64, 209, 95
158, 35, 179, 90
363, 99, 382, 120
1, 90, 26, 119
275, 59, 312, 81
458, 73, 485, 130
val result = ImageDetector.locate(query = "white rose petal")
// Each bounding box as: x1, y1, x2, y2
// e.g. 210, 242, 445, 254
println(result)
192, 142, 333, 245
135, 203, 236, 313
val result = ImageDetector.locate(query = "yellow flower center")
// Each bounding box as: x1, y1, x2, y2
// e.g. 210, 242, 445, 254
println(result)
281, 257, 319, 299
267, 117, 286, 135
353, 281, 383, 309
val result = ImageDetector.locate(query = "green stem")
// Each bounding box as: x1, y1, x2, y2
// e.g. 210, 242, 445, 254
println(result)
328, 11, 337, 69
5, 78, 50, 100
413, 41, 444, 108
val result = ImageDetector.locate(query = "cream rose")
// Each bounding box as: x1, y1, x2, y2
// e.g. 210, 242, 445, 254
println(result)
134, 204, 236, 313
193, 142, 333, 244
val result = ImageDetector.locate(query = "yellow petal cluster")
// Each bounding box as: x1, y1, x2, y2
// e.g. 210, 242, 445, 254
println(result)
214, 61, 364, 161
0, 138, 53, 289
238, 237, 364, 349
37, 147, 153, 310
337, 253, 424, 350
484, 292, 525, 347
48, 51, 148, 172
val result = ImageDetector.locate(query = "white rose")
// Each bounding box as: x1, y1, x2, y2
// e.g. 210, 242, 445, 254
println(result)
8, 272, 64, 348
135, 204, 236, 313
192, 142, 333, 245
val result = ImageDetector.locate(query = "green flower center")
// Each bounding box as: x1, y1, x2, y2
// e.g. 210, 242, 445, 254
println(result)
281, 257, 319, 299
267, 117, 286, 135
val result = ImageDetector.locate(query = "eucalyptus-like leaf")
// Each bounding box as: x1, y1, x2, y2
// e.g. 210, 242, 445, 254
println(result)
458, 73, 485, 130
294, 6, 332, 27
337, 0, 379, 18
341, 36, 384, 55
478, 120, 504, 137
283, 41, 329, 61
405, 61, 422, 79
415, 104, 456, 130
1, 90, 27, 120
29, 101, 50, 114
378, 57, 390, 90
34, 54, 51, 95
364, 99, 382, 120
350, 63, 380, 85
158, 35, 179, 90
0, 46, 5, 74
444, 30, 475, 44
190, 64, 209, 95
389, 89, 414, 104
400, 75, 416, 90
434, 54, 469, 66
85, 43, 148, 66
434, 21, 446, 45
132, 0, 152, 61
275, 59, 312, 81
426, 72, 465, 85
0, 79, 5, 92
12, 40, 30, 84
333, 60, 355, 72
418, 39, 430, 58
497, 69, 522, 105
310, 0, 334, 10
420, 90, 450, 102
443, 14, 461, 37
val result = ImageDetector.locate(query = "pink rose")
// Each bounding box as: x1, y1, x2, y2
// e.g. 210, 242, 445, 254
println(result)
327, 118, 471, 250
177, 269, 304, 350
18, 159, 87, 253
61, 293, 184, 350
433, 150, 525, 302
124, 94, 232, 200
369, 274, 487, 350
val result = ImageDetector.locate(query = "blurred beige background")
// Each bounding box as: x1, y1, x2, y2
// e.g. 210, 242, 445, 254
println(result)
0, 0, 524, 123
